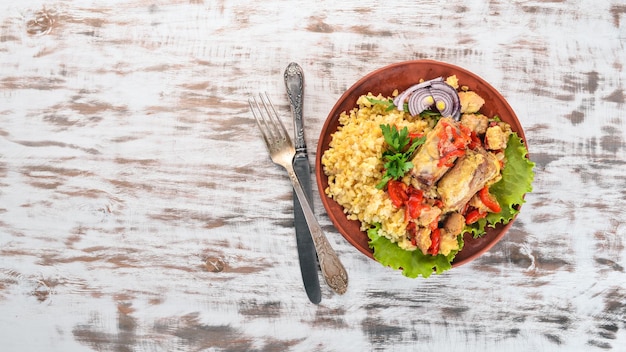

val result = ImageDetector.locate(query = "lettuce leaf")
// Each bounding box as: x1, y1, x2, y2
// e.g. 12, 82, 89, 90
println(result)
367, 132, 535, 277
466, 133, 535, 237
367, 224, 462, 278
487, 133, 535, 222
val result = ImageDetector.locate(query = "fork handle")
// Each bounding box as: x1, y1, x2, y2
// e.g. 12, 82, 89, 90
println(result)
285, 165, 348, 295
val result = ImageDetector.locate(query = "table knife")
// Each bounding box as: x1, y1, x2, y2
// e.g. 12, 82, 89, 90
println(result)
284, 62, 322, 304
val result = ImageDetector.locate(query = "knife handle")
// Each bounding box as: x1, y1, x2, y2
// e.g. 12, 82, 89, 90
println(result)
285, 164, 348, 295
284, 62, 306, 154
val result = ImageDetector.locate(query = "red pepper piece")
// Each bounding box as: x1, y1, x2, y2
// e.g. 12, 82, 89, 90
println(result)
468, 131, 482, 149
437, 149, 465, 167
407, 185, 422, 198
479, 186, 501, 213
404, 187, 428, 221
406, 195, 422, 220
428, 228, 440, 255
449, 127, 466, 150
436, 121, 470, 167
408, 199, 432, 221
465, 209, 487, 224
459, 124, 473, 138
387, 179, 408, 208
437, 121, 454, 154
409, 131, 424, 143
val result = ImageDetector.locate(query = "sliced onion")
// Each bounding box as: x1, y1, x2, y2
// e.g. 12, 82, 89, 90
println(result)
393, 77, 443, 111
407, 88, 435, 115
393, 77, 461, 120
428, 81, 461, 120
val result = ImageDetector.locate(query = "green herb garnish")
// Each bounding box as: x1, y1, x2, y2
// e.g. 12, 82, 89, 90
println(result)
419, 110, 442, 118
366, 97, 396, 111
375, 124, 426, 189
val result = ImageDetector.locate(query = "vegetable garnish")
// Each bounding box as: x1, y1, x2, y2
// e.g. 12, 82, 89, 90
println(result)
366, 97, 396, 111
321, 75, 535, 279
393, 77, 461, 119
376, 124, 426, 189
465, 209, 487, 225
368, 222, 461, 278
479, 186, 502, 213
387, 179, 409, 207
369, 107, 534, 278
465, 133, 535, 237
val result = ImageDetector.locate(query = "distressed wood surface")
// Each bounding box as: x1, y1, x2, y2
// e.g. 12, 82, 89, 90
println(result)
1, 0, 625, 351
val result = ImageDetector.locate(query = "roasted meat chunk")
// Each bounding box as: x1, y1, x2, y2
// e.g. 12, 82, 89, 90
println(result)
410, 117, 469, 190
485, 123, 512, 150
437, 147, 500, 213
458, 91, 485, 113
460, 113, 489, 135
443, 212, 465, 235
413, 227, 432, 255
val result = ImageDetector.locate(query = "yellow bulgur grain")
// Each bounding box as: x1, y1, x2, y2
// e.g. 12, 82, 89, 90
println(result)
321, 93, 429, 248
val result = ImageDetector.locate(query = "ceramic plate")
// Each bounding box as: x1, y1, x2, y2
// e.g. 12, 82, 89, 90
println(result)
315, 59, 527, 267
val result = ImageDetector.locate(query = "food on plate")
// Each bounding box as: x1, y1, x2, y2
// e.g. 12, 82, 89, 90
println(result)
409, 117, 469, 190
393, 77, 461, 119
321, 75, 534, 278
437, 147, 500, 213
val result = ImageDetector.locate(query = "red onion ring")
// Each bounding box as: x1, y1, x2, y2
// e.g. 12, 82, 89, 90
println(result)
407, 88, 435, 115
394, 77, 461, 120
393, 77, 443, 111
428, 81, 461, 120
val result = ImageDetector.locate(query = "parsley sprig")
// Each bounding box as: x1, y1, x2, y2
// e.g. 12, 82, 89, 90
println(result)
366, 97, 396, 111
376, 124, 426, 189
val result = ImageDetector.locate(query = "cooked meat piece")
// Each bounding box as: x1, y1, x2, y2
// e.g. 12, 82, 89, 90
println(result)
460, 113, 489, 135
414, 226, 432, 255
458, 91, 485, 113
443, 212, 465, 236
445, 75, 459, 89
485, 123, 512, 150
416, 205, 442, 228
438, 228, 460, 256
410, 117, 466, 190
437, 147, 500, 213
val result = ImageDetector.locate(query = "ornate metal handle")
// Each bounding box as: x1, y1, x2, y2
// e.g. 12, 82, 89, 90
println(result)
284, 62, 306, 155
286, 166, 348, 294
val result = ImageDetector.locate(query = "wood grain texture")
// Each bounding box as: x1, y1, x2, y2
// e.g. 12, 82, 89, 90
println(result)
1, 0, 625, 351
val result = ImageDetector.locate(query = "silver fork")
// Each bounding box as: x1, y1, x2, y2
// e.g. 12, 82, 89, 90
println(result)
249, 92, 348, 295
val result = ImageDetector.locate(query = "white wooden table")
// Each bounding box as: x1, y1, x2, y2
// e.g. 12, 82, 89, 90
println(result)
1, 1, 625, 351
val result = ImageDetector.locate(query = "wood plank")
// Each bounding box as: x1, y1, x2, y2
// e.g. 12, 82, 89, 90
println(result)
0, 0, 625, 350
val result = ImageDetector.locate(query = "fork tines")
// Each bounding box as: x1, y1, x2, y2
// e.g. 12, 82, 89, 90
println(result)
249, 92, 292, 148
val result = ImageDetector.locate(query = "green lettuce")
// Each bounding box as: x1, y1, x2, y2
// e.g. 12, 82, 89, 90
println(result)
466, 132, 535, 237
368, 132, 535, 277
367, 224, 462, 278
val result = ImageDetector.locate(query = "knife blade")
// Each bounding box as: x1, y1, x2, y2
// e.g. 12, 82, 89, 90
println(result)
284, 62, 322, 304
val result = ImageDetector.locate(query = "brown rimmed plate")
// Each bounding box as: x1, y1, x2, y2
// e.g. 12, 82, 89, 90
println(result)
315, 59, 527, 267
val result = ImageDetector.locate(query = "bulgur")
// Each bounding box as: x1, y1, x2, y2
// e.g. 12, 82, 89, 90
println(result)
321, 93, 429, 250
